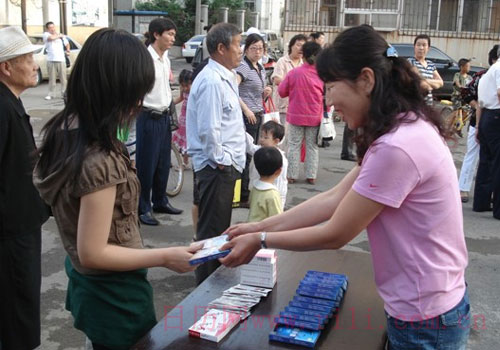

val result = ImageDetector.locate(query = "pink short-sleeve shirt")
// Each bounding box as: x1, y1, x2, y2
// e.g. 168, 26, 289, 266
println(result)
353, 113, 468, 321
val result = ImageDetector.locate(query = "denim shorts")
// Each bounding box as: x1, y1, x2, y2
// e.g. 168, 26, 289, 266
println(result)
386, 289, 470, 350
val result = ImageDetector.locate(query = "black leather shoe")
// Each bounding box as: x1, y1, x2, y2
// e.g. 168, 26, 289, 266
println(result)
153, 203, 183, 215
139, 211, 159, 226
341, 155, 356, 162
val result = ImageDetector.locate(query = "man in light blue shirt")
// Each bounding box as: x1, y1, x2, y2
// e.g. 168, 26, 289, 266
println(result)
186, 23, 245, 284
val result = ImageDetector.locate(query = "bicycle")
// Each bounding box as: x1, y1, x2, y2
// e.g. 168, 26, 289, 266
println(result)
124, 138, 184, 197
439, 99, 472, 137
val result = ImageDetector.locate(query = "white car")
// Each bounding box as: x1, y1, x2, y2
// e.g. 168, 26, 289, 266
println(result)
28, 34, 82, 86
182, 34, 205, 63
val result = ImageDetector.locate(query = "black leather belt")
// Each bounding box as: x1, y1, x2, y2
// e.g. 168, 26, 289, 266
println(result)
143, 106, 171, 119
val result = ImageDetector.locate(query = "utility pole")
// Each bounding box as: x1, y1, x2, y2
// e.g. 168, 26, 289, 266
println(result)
195, 0, 201, 34
42, 0, 49, 28
59, 0, 67, 34
108, 0, 114, 28
21, 0, 27, 33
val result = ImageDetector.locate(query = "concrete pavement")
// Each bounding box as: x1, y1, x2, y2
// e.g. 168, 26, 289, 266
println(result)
18, 58, 499, 349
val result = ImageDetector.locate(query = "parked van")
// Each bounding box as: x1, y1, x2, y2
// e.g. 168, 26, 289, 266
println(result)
260, 30, 282, 54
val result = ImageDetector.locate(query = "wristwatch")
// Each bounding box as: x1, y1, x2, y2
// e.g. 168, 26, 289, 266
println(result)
260, 231, 267, 249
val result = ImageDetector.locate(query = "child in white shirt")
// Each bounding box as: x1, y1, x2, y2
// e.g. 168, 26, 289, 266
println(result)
246, 121, 288, 209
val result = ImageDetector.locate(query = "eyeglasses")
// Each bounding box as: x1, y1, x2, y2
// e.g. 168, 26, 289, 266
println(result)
248, 46, 264, 52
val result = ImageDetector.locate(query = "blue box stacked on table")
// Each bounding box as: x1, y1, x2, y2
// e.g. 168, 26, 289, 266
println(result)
269, 270, 348, 348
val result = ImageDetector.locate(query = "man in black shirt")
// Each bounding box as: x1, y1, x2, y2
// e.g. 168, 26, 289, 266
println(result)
0, 26, 50, 350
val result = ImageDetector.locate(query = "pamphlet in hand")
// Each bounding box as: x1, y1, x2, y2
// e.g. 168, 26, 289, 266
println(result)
189, 235, 231, 266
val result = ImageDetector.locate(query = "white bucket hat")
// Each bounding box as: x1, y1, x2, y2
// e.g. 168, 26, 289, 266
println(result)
0, 26, 43, 63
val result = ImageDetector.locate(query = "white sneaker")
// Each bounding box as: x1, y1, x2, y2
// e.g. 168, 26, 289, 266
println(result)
44, 95, 52, 100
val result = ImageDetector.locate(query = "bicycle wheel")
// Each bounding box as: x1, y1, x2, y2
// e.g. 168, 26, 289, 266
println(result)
440, 105, 455, 129
167, 145, 184, 197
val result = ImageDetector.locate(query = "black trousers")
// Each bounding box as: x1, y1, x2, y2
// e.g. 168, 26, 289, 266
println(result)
194, 165, 240, 285
241, 113, 262, 201
0, 230, 41, 350
341, 123, 355, 158
136, 109, 172, 214
473, 108, 500, 219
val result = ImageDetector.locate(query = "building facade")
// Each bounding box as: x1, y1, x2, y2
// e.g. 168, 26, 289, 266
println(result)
245, 0, 285, 32
284, 0, 500, 67
1, 0, 108, 44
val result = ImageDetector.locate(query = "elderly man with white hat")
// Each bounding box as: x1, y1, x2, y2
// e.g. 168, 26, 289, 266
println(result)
0, 26, 50, 350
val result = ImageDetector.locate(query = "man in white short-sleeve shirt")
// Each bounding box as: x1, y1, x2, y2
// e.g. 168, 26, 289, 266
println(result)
475, 59, 500, 219
42, 21, 69, 100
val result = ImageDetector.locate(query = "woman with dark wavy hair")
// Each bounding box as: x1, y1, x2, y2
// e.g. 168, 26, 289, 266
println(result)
219, 25, 470, 350
34, 28, 200, 350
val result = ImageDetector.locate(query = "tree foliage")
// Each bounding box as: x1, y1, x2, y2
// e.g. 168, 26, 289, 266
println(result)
135, 0, 196, 44
135, 0, 245, 44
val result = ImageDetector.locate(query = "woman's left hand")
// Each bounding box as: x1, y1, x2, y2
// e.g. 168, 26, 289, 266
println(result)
219, 232, 261, 268
246, 110, 257, 124
263, 86, 272, 99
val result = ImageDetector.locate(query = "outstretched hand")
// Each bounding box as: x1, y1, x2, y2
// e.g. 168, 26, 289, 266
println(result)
224, 222, 261, 240
164, 243, 203, 273
219, 232, 261, 268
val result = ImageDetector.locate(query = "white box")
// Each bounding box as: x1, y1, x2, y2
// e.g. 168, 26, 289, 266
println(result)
188, 309, 241, 342
240, 249, 277, 288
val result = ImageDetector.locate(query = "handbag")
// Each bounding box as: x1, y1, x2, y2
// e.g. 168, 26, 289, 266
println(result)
317, 110, 336, 146
61, 39, 70, 68
262, 97, 280, 124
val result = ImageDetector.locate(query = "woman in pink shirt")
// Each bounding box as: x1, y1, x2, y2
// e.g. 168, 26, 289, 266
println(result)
278, 42, 323, 184
220, 25, 470, 350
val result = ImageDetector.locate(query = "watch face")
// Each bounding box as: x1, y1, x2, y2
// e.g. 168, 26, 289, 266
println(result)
260, 232, 267, 248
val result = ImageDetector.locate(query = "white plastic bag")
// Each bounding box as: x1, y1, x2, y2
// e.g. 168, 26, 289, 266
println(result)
262, 97, 280, 124
317, 114, 336, 146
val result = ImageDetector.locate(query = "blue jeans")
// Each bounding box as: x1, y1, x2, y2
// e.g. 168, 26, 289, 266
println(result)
386, 289, 470, 350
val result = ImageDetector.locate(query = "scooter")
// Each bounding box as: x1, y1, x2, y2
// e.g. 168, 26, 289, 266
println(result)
263, 49, 281, 85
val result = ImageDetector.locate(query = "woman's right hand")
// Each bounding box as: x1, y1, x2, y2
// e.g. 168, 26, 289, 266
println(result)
163, 244, 202, 273
224, 221, 262, 240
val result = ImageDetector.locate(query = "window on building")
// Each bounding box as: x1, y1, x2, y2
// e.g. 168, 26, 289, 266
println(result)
462, 0, 495, 32
287, 0, 317, 26
431, 0, 458, 31
320, 0, 340, 26
244, 0, 256, 12
403, 0, 500, 34
344, 0, 399, 30
491, 0, 500, 32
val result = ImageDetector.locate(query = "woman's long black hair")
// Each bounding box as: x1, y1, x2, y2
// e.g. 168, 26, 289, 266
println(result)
36, 28, 155, 179
316, 25, 452, 164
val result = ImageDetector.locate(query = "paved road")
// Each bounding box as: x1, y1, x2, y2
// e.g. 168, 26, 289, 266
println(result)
18, 58, 499, 349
